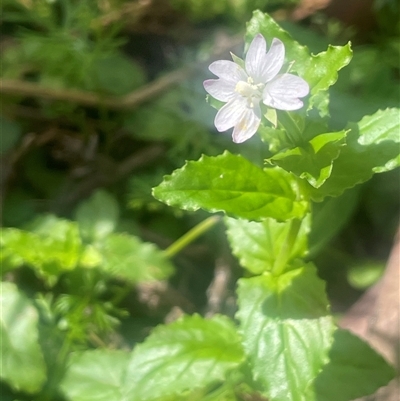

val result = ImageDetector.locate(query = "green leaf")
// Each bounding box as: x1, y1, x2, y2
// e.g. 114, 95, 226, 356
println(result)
358, 107, 400, 173
0, 282, 46, 393
1, 215, 83, 283
236, 264, 335, 401
303, 45, 353, 115
225, 215, 310, 275
357, 108, 400, 145
61, 347, 239, 401
246, 11, 352, 116
230, 52, 245, 69
309, 108, 400, 201
207, 93, 226, 112
123, 314, 244, 400
97, 233, 174, 283
314, 329, 396, 401
347, 261, 385, 290
60, 350, 130, 401
153, 151, 308, 221
75, 189, 119, 242
270, 130, 348, 188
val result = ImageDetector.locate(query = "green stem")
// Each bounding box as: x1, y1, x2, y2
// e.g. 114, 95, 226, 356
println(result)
272, 218, 302, 276
278, 111, 304, 147
201, 381, 232, 401
284, 128, 298, 148
163, 216, 220, 258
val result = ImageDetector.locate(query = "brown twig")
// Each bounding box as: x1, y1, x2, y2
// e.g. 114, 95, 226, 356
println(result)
0, 32, 242, 111
0, 68, 191, 110
205, 258, 232, 318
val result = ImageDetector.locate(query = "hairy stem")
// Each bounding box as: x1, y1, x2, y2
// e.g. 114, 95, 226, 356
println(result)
272, 218, 302, 276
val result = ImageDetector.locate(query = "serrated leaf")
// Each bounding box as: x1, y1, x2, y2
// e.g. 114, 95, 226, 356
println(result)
60, 350, 130, 401
270, 130, 348, 188
303, 45, 352, 115
97, 233, 174, 282
0, 282, 46, 393
357, 108, 400, 145
0, 215, 83, 283
246, 11, 352, 116
309, 108, 400, 201
236, 264, 335, 401
153, 151, 308, 221
75, 189, 119, 242
225, 215, 310, 275
358, 107, 400, 174
123, 314, 244, 400
61, 317, 243, 401
314, 329, 396, 401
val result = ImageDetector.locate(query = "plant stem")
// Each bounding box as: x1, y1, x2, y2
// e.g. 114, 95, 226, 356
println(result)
278, 111, 304, 146
163, 216, 221, 258
201, 381, 232, 401
272, 218, 302, 276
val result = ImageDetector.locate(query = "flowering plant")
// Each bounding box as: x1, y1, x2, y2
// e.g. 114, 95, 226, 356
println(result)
204, 34, 309, 142
151, 11, 399, 401
1, 5, 399, 401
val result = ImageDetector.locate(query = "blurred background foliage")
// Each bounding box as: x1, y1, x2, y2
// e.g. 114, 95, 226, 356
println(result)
0, 0, 399, 399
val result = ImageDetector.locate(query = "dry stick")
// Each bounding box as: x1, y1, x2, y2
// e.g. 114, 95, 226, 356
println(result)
0, 33, 242, 110
0, 68, 191, 110
205, 257, 231, 318
0, 79, 112, 107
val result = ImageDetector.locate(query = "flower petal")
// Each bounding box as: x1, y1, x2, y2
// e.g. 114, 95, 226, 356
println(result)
263, 73, 309, 111
232, 105, 261, 143
214, 97, 246, 132
260, 38, 285, 82
245, 34, 267, 83
209, 60, 247, 83
203, 79, 237, 102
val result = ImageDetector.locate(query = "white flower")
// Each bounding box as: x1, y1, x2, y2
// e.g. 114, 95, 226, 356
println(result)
203, 34, 310, 143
